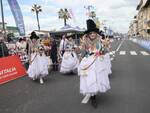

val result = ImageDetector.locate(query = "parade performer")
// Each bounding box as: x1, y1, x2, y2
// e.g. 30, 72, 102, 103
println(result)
27, 33, 49, 84
78, 19, 111, 108
59, 35, 68, 57
60, 36, 79, 74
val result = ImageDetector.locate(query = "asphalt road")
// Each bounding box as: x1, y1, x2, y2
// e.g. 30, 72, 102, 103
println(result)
1, 38, 150, 113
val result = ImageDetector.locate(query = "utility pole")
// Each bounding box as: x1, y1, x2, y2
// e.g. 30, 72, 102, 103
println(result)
0, 0, 6, 40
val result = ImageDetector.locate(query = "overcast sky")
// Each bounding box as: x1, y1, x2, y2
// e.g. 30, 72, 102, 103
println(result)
1, 0, 139, 34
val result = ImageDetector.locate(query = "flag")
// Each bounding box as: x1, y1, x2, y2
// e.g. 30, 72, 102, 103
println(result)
7, 0, 25, 36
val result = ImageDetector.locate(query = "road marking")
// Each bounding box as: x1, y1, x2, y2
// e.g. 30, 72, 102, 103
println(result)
130, 51, 137, 55
140, 51, 149, 56
109, 51, 115, 55
116, 40, 124, 52
81, 94, 91, 104
119, 51, 126, 55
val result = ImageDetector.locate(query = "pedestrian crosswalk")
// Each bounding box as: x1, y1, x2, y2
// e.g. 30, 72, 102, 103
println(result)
140, 51, 150, 56
109, 51, 150, 56
119, 51, 126, 55
130, 51, 137, 55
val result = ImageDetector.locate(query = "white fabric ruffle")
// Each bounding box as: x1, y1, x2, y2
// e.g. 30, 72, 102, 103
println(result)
28, 53, 50, 79
78, 55, 111, 95
104, 53, 112, 75
60, 51, 79, 73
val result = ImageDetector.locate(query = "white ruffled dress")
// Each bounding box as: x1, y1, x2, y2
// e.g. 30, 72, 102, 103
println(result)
60, 51, 79, 73
104, 53, 112, 75
27, 53, 49, 79
78, 52, 111, 95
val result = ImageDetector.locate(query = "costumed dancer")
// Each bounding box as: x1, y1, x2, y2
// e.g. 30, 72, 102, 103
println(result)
78, 19, 111, 108
27, 32, 49, 84
59, 35, 68, 57
60, 36, 79, 74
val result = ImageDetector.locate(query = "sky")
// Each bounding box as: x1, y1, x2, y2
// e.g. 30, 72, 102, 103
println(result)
1, 0, 139, 34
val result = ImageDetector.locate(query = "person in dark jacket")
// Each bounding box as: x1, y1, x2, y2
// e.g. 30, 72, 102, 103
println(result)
50, 38, 58, 71
0, 37, 9, 58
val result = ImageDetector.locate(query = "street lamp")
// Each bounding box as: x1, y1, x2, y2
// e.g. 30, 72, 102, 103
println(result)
31, 4, 42, 31
0, 0, 6, 40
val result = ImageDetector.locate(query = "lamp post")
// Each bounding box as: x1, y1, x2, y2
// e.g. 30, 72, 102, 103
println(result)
0, 0, 6, 40
31, 4, 42, 31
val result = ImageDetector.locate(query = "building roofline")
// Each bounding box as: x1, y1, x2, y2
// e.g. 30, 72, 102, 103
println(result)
143, 0, 150, 8
137, 0, 143, 10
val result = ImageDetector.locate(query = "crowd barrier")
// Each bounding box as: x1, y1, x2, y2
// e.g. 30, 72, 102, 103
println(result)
0, 55, 27, 85
131, 38, 150, 51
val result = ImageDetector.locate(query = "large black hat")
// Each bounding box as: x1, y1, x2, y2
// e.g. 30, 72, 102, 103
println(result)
30, 31, 39, 40
84, 19, 99, 34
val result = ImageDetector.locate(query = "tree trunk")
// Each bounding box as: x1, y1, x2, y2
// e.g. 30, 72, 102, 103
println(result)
64, 18, 67, 26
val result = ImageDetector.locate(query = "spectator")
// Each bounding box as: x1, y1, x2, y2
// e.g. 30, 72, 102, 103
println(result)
0, 37, 9, 58
50, 38, 58, 71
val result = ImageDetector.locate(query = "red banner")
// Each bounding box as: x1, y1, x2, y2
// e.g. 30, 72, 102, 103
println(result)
0, 55, 27, 85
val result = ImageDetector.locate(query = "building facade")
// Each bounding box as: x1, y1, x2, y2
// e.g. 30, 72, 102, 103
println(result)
136, 0, 150, 39
0, 22, 19, 37
128, 16, 138, 37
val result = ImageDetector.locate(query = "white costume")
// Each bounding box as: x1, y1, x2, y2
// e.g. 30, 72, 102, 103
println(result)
104, 53, 112, 75
60, 40, 79, 73
78, 37, 110, 95
27, 40, 51, 84
27, 52, 49, 79
59, 38, 68, 57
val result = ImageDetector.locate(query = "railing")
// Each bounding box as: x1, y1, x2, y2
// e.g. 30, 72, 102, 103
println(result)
131, 37, 150, 51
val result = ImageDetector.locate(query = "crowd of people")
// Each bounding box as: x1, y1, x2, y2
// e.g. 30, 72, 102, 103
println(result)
0, 19, 112, 108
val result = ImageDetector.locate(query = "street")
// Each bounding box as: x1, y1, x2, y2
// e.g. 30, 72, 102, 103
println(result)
1, 38, 150, 113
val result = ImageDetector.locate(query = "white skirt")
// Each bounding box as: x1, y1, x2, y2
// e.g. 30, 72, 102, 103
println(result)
78, 55, 111, 95
60, 51, 79, 73
104, 53, 112, 75
28, 53, 49, 79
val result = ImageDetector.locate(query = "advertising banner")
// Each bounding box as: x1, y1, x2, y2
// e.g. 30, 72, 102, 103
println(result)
8, 0, 25, 36
0, 55, 26, 85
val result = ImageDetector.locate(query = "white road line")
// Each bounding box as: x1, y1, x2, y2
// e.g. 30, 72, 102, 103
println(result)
119, 51, 126, 55
116, 40, 124, 52
130, 51, 137, 55
81, 94, 91, 104
140, 51, 150, 56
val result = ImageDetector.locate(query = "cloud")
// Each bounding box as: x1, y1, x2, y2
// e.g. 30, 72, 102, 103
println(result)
3, 0, 139, 34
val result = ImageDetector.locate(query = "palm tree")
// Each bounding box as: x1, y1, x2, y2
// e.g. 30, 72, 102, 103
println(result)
58, 8, 71, 26
89, 11, 96, 19
31, 4, 42, 31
